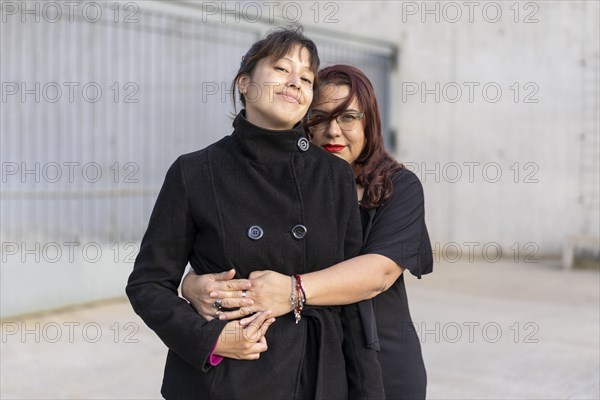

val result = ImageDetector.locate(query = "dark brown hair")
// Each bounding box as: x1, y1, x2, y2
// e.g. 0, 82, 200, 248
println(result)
307, 64, 404, 209
231, 25, 320, 111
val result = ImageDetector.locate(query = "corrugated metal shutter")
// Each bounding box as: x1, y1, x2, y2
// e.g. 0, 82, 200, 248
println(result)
1, 2, 394, 246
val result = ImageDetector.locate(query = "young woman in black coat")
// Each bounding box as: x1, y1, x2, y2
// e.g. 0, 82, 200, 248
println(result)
183, 65, 434, 400
126, 30, 384, 399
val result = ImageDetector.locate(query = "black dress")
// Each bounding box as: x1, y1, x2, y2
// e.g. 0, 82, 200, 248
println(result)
126, 111, 384, 400
358, 168, 434, 400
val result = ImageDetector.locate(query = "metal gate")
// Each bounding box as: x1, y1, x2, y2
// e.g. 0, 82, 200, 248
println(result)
1, 1, 395, 247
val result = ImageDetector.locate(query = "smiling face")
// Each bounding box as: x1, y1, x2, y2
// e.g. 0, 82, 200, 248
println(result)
238, 45, 315, 130
309, 84, 366, 169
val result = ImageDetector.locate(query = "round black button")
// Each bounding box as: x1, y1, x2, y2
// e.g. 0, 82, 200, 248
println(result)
291, 224, 307, 240
247, 225, 263, 240
297, 137, 309, 152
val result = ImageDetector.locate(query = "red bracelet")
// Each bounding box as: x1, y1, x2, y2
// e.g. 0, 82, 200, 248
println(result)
295, 274, 306, 301
291, 275, 306, 324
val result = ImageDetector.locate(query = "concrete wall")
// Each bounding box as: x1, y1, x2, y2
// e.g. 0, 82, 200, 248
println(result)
296, 0, 600, 256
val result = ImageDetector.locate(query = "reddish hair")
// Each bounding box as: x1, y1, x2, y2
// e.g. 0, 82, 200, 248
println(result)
308, 65, 403, 209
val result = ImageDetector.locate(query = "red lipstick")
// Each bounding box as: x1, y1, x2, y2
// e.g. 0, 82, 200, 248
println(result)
323, 144, 345, 153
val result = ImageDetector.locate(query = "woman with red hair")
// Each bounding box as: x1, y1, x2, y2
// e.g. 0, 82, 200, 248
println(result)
184, 64, 433, 399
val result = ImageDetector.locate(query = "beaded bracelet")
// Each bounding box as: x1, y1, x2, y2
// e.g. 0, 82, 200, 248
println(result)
290, 275, 306, 324
296, 274, 306, 301
290, 275, 298, 322
295, 275, 306, 323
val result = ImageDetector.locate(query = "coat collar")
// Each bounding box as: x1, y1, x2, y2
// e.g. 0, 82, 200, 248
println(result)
232, 110, 308, 162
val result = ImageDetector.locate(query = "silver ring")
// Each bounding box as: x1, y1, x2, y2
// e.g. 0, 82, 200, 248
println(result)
214, 299, 222, 309
215, 309, 222, 318
241, 290, 247, 299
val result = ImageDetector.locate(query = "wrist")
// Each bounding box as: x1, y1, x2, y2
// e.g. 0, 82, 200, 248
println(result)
208, 340, 224, 366
297, 273, 312, 304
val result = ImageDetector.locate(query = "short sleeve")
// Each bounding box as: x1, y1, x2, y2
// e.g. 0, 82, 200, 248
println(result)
362, 169, 433, 278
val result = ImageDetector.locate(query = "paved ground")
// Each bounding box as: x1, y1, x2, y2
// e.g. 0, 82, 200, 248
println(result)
1, 259, 599, 399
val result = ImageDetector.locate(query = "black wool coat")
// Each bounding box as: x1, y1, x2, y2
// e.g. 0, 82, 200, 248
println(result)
126, 112, 384, 399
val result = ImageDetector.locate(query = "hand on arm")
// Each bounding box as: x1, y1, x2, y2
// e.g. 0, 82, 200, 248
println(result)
213, 311, 276, 360
210, 270, 293, 321
237, 255, 403, 324
207, 254, 404, 323
181, 269, 254, 321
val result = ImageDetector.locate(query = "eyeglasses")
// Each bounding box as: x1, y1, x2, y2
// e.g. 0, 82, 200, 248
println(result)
307, 111, 365, 131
